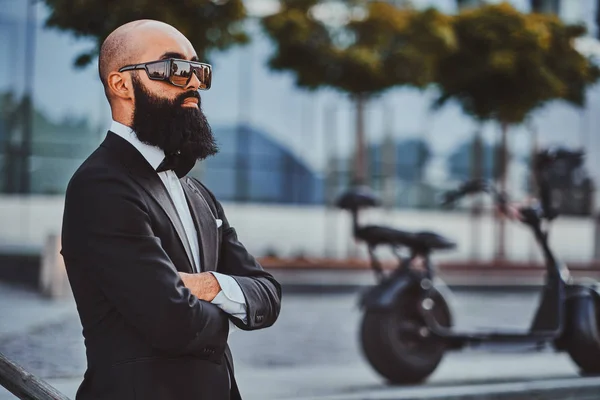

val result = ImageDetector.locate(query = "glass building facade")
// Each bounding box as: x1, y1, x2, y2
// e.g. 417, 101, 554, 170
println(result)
198, 124, 324, 204
0, 0, 107, 195
0, 0, 597, 210
0, 0, 325, 204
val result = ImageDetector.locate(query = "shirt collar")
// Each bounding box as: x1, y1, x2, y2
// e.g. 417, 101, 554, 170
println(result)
109, 120, 166, 171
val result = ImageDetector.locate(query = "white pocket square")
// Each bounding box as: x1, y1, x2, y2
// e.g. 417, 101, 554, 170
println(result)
216, 219, 223, 228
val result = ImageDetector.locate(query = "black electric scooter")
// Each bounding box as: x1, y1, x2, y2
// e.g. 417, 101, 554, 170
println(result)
336, 148, 600, 384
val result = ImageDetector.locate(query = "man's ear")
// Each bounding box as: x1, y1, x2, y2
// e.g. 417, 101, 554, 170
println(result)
107, 72, 133, 101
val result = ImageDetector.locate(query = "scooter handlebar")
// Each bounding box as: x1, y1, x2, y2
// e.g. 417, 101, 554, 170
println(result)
442, 181, 554, 228
441, 179, 507, 209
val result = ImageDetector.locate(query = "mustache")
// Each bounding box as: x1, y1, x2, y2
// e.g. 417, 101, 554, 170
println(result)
176, 91, 201, 106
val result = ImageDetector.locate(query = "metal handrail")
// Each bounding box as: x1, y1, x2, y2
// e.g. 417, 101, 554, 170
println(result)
0, 352, 70, 400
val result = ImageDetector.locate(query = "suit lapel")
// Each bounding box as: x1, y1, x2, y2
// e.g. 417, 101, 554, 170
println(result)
182, 178, 219, 272
100, 131, 196, 273
136, 173, 196, 273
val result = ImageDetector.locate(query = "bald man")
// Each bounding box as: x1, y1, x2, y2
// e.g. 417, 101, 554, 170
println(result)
61, 20, 281, 400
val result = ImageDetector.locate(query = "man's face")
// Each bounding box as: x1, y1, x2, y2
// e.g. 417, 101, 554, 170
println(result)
127, 29, 218, 160
131, 28, 201, 106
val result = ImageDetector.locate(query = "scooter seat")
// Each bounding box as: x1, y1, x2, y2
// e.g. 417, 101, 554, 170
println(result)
356, 226, 456, 251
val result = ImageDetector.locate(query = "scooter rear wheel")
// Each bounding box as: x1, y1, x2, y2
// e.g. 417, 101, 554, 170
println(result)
360, 287, 451, 384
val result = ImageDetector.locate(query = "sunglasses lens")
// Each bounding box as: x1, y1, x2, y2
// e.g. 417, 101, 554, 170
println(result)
203, 65, 212, 89
146, 61, 167, 79
193, 64, 212, 90
170, 60, 212, 89
171, 60, 193, 86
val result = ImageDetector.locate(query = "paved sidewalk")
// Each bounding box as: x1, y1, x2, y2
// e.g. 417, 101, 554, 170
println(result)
0, 277, 598, 400
290, 377, 600, 400
0, 283, 76, 339
0, 283, 79, 400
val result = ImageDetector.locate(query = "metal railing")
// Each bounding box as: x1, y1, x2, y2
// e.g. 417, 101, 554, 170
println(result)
0, 352, 69, 400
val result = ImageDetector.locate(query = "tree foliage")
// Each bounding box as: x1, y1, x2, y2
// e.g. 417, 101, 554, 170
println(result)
434, 2, 600, 125
41, 0, 249, 67
261, 0, 456, 95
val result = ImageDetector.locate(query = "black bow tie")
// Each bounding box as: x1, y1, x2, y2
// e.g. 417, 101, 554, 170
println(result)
156, 151, 196, 178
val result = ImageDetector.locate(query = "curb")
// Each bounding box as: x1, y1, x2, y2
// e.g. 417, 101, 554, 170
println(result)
272, 270, 545, 294
280, 283, 542, 295
289, 377, 600, 400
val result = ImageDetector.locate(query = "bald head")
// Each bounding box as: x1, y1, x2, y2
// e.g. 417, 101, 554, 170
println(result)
98, 20, 194, 101
98, 19, 202, 125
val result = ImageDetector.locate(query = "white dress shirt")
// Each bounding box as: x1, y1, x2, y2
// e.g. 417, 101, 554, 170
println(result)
110, 121, 247, 328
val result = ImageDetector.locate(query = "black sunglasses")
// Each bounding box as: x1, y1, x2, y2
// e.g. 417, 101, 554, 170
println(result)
119, 58, 212, 90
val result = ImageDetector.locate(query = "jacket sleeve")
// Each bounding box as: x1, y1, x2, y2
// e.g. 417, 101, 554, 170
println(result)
198, 183, 282, 331
61, 169, 229, 355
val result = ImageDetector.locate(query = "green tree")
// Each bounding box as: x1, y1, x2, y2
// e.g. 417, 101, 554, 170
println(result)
434, 2, 600, 259
261, 0, 455, 185
41, 0, 249, 67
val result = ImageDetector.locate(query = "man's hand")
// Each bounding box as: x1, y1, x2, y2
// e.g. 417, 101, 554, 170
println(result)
497, 197, 539, 221
495, 203, 522, 221
503, 203, 523, 221
179, 272, 222, 302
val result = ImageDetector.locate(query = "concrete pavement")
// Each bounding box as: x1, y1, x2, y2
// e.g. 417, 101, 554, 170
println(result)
0, 283, 76, 339
291, 377, 600, 400
2, 280, 600, 400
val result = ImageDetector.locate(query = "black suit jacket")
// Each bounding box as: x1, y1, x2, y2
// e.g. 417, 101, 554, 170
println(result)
61, 132, 282, 400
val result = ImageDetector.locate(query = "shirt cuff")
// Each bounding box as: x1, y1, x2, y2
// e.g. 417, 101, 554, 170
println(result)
210, 272, 247, 324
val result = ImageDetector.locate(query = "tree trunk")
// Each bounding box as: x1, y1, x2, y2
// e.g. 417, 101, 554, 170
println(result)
495, 121, 509, 261
470, 126, 483, 260
528, 121, 539, 262
323, 104, 338, 258
528, 121, 539, 199
381, 105, 396, 209
353, 94, 367, 186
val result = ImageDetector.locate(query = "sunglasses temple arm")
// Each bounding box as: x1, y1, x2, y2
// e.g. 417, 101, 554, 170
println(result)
119, 64, 148, 72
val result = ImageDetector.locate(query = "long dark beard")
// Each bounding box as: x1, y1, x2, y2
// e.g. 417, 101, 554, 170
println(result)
130, 75, 218, 161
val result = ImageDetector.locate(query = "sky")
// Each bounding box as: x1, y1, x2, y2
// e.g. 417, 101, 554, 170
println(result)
0, 0, 599, 194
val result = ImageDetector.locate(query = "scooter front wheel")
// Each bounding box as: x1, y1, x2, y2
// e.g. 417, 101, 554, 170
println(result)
564, 289, 600, 375
359, 288, 451, 384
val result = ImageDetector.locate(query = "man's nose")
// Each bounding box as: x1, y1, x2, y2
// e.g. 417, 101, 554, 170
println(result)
185, 70, 201, 91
